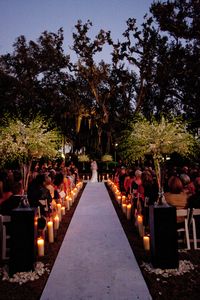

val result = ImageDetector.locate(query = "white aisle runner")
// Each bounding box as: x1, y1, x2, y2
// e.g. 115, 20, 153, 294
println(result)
41, 182, 151, 300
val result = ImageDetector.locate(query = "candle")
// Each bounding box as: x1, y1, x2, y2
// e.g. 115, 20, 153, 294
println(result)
122, 195, 126, 203
38, 206, 41, 218
71, 192, 75, 203
68, 197, 73, 207
73, 189, 77, 199
87, 176, 89, 181
57, 203, 62, 221
107, 174, 109, 179
137, 215, 144, 237
61, 206, 65, 216
143, 235, 150, 251
117, 195, 121, 205
102, 175, 105, 181
47, 221, 54, 243
83, 175, 85, 180
37, 238, 44, 256
53, 215, 59, 230
65, 197, 70, 210
122, 203, 127, 214
126, 203, 132, 220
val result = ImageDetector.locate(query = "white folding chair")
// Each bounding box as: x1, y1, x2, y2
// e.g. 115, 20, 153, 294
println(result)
0, 214, 11, 260
191, 208, 200, 250
176, 209, 190, 250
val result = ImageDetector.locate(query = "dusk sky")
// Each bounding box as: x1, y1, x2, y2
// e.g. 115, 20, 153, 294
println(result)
0, 0, 154, 62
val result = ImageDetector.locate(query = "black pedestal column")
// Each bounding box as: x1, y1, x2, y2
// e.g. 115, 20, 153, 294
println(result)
149, 204, 179, 269
10, 208, 36, 275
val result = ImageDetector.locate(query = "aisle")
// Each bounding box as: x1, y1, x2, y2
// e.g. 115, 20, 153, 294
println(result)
41, 182, 151, 300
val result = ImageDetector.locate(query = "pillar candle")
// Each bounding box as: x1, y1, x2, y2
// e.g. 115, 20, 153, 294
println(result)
122, 203, 127, 214
74, 188, 78, 194
102, 175, 105, 181
83, 175, 85, 180
57, 203, 62, 221
37, 237, 44, 256
117, 195, 121, 205
137, 215, 144, 237
65, 197, 70, 210
68, 197, 73, 207
47, 221, 54, 243
126, 203, 132, 220
61, 206, 65, 216
122, 195, 126, 203
53, 215, 59, 230
143, 235, 150, 251
71, 192, 75, 203
38, 206, 41, 218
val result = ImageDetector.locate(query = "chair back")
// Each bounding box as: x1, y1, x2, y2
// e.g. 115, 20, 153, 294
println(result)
0, 214, 11, 260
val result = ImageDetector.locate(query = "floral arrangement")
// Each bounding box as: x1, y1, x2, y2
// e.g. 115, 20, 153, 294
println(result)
0, 117, 61, 192
101, 154, 113, 162
120, 116, 195, 201
78, 154, 90, 162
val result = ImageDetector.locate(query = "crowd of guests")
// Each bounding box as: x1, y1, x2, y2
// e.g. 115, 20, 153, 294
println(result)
114, 163, 200, 226
0, 161, 79, 217
1, 160, 200, 220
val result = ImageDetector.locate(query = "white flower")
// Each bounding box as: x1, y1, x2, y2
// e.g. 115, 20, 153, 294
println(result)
0, 261, 50, 285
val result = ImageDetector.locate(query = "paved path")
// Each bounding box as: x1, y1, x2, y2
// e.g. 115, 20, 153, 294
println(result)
41, 183, 152, 300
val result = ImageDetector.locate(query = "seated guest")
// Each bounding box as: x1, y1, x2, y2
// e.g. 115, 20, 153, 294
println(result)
165, 176, 189, 224
28, 174, 52, 216
131, 169, 143, 197
124, 170, 135, 195
188, 177, 200, 208
188, 177, 200, 237
118, 167, 127, 194
45, 175, 55, 199
0, 178, 13, 205
53, 172, 65, 199
142, 170, 158, 205
165, 176, 188, 209
180, 173, 195, 196
0, 182, 24, 215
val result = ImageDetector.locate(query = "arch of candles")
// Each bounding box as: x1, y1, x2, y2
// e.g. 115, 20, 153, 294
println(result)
107, 179, 150, 251
35, 181, 84, 257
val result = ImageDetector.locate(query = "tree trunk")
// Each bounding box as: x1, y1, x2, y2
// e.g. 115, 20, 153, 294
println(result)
21, 160, 32, 194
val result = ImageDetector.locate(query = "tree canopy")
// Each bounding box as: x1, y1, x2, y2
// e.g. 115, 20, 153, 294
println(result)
0, 0, 200, 159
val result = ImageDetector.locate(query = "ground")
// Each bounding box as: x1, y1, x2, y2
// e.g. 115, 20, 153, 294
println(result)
0, 183, 200, 299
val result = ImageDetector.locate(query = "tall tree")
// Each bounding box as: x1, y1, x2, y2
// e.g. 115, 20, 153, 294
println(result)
150, 0, 200, 124
0, 29, 70, 123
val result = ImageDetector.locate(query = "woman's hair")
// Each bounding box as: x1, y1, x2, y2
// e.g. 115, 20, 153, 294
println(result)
142, 171, 153, 185
194, 177, 200, 192
168, 176, 183, 194
135, 170, 142, 178
180, 174, 190, 186
54, 172, 64, 187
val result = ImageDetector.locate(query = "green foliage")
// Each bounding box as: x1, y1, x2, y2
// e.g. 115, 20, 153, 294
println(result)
0, 117, 61, 166
120, 116, 195, 164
